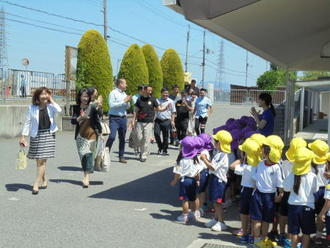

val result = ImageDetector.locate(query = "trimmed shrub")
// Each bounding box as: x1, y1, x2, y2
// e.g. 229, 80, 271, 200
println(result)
76, 29, 113, 112
118, 44, 149, 96
142, 44, 163, 98
160, 49, 184, 90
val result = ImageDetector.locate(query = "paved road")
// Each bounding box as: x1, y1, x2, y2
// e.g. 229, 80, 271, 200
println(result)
0, 105, 254, 248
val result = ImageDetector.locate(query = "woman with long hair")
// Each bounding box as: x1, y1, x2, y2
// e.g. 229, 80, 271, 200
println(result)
250, 93, 276, 136
19, 87, 62, 195
73, 87, 102, 188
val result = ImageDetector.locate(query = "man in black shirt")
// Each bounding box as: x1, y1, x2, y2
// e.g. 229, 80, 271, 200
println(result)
175, 91, 192, 141
186, 79, 200, 96
133, 86, 167, 162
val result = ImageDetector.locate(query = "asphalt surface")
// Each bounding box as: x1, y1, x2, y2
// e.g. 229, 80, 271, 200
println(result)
0, 104, 258, 248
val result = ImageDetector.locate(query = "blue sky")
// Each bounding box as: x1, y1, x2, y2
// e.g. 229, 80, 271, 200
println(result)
3, 0, 269, 87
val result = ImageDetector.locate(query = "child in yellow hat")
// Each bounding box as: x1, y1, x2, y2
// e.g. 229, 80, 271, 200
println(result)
230, 138, 261, 245
276, 138, 308, 246
200, 130, 232, 232
308, 139, 329, 244
318, 152, 330, 246
249, 135, 284, 247
283, 147, 318, 248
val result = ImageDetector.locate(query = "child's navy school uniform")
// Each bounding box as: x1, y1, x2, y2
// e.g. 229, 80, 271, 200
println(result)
234, 163, 256, 215
197, 149, 210, 194
279, 160, 292, 217
173, 158, 199, 201
313, 164, 327, 214
250, 161, 283, 223
283, 171, 318, 235
208, 150, 229, 204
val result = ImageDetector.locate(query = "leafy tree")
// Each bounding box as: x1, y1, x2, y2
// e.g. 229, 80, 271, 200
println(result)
299, 71, 330, 81
160, 49, 184, 90
76, 29, 113, 112
118, 44, 149, 96
142, 44, 163, 98
257, 69, 297, 90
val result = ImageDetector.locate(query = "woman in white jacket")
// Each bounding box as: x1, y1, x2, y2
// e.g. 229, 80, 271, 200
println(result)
19, 87, 62, 195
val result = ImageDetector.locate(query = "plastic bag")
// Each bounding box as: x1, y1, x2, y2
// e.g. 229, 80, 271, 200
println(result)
94, 137, 110, 172
16, 148, 27, 170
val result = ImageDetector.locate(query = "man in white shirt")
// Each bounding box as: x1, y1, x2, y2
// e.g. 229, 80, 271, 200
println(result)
106, 78, 132, 163
154, 88, 176, 155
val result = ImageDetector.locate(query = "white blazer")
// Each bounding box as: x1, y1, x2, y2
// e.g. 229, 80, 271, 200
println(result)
22, 103, 62, 138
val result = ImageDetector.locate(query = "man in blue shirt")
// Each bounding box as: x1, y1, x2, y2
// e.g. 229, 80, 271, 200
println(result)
106, 78, 132, 163
194, 88, 212, 135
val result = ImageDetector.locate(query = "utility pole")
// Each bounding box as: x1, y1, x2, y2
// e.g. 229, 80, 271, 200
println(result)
103, 0, 108, 41
201, 29, 206, 88
184, 25, 190, 72
245, 50, 249, 87
0, 7, 8, 104
215, 39, 224, 90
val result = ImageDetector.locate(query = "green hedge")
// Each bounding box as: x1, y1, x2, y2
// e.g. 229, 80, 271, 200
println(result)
118, 44, 149, 96
160, 49, 184, 90
142, 44, 163, 98
76, 29, 113, 112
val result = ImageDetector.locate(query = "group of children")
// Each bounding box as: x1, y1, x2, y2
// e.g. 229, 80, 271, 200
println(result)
171, 129, 330, 248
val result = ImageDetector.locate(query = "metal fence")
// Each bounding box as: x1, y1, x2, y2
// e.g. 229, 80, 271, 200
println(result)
213, 89, 286, 105
0, 68, 76, 103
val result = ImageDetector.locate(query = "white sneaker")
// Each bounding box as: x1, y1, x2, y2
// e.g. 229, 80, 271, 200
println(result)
220, 221, 228, 230
211, 221, 222, 232
194, 210, 201, 219
205, 218, 218, 228
176, 214, 188, 224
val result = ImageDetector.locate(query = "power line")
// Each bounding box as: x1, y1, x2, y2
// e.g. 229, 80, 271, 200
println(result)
6, 17, 82, 36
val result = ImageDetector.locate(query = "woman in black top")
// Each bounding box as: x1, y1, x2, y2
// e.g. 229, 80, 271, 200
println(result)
71, 87, 102, 188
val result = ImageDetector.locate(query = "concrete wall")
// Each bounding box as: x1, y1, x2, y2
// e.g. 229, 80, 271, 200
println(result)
0, 105, 63, 138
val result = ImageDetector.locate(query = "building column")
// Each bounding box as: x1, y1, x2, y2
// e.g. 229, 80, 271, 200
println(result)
299, 87, 305, 131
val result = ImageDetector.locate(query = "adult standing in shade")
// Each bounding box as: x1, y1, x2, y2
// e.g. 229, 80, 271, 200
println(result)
154, 88, 176, 155
106, 78, 131, 163
133, 85, 167, 162
194, 88, 212, 135
19, 87, 62, 194
250, 93, 275, 136
187, 79, 200, 96
130, 85, 144, 156
169, 84, 181, 103
175, 90, 193, 140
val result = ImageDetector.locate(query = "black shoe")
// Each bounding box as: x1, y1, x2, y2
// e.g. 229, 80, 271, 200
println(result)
119, 158, 127, 164
32, 189, 39, 195
162, 151, 169, 156
82, 184, 89, 188
157, 149, 162, 155
140, 158, 146, 162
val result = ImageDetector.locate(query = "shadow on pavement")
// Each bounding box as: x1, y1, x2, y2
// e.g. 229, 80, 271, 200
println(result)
197, 232, 240, 246
5, 183, 32, 192
150, 209, 181, 222
50, 179, 104, 186
57, 166, 82, 171
89, 167, 180, 207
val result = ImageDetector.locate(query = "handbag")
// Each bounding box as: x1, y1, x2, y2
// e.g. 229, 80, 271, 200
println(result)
16, 148, 27, 170
94, 137, 110, 172
79, 118, 97, 140
101, 121, 110, 135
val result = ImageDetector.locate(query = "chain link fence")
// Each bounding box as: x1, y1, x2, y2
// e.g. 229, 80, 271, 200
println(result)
0, 68, 76, 103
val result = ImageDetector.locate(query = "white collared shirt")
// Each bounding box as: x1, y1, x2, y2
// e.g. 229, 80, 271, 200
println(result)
173, 158, 199, 178
252, 161, 283, 193
284, 171, 318, 209
197, 149, 210, 171
209, 151, 229, 183
312, 164, 327, 188
22, 103, 62, 138
156, 97, 176, 120
108, 87, 129, 116
234, 163, 256, 188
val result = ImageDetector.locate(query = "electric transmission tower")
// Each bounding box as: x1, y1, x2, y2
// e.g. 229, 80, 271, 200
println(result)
215, 39, 224, 89
0, 7, 8, 75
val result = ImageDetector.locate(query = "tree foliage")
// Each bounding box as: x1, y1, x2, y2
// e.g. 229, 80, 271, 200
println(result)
299, 71, 330, 81
160, 49, 184, 90
257, 66, 297, 90
142, 44, 163, 98
118, 44, 149, 96
76, 29, 113, 112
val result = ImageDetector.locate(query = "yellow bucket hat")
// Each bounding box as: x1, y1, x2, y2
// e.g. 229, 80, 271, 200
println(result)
212, 130, 233, 154
285, 137, 307, 162
250, 133, 266, 160
292, 147, 314, 175
264, 135, 285, 150
308, 139, 329, 164
269, 148, 282, 164
327, 153, 330, 162
238, 138, 261, 166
